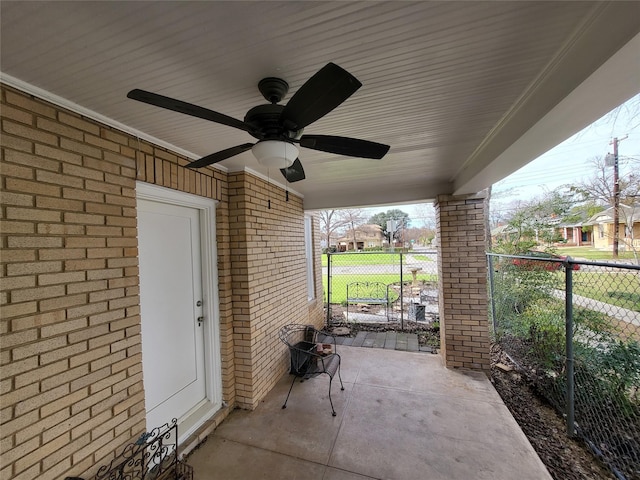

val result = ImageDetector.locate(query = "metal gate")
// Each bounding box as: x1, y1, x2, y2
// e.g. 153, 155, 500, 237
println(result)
324, 250, 439, 329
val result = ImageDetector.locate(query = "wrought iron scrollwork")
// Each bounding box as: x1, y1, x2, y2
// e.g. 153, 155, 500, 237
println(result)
66, 419, 193, 480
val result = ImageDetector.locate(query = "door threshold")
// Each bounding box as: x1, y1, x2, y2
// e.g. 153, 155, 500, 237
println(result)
177, 399, 220, 444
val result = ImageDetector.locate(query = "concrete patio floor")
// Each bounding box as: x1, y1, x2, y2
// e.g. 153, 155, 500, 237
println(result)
186, 346, 552, 480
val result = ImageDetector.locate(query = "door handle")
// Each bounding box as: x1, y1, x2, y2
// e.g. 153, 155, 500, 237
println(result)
197, 316, 204, 326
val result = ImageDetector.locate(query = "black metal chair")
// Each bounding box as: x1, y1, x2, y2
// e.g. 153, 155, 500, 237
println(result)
278, 324, 345, 416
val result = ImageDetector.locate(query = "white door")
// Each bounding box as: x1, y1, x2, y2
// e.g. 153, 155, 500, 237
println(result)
138, 199, 207, 433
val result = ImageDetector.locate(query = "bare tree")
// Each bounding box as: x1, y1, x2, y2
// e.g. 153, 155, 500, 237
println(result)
409, 203, 435, 230
341, 209, 367, 251
317, 210, 349, 249
404, 226, 436, 246
572, 156, 640, 261
572, 157, 640, 207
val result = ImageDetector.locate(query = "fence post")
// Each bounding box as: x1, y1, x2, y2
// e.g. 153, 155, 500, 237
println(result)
487, 254, 497, 334
400, 252, 404, 330
326, 252, 332, 327
565, 257, 576, 437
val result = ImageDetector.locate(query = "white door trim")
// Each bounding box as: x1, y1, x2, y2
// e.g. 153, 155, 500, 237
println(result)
136, 181, 222, 443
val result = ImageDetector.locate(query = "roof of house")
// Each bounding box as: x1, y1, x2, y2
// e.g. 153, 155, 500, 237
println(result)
338, 224, 384, 241
586, 205, 640, 225
556, 211, 594, 228
490, 224, 517, 236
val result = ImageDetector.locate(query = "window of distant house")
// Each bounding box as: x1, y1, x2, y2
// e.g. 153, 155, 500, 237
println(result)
599, 225, 604, 238
304, 215, 315, 301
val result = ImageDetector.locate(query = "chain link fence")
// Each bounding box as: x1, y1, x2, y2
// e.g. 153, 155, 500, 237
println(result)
488, 253, 640, 480
324, 250, 438, 329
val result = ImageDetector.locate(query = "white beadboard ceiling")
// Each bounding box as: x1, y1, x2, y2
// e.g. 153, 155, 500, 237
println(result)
1, 1, 639, 209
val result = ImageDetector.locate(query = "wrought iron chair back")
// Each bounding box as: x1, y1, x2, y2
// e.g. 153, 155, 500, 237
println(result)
278, 323, 345, 416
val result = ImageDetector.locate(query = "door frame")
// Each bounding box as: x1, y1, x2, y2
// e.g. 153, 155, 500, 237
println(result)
136, 181, 223, 442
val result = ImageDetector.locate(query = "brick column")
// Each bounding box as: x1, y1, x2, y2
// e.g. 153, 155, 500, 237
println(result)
227, 172, 324, 409
435, 193, 490, 371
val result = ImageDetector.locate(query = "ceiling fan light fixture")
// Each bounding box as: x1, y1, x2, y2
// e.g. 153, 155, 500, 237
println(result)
252, 140, 298, 168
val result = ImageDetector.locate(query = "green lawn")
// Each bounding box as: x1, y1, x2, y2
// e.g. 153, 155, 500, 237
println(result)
572, 271, 640, 311
555, 246, 636, 261
320, 248, 639, 312
323, 273, 437, 304
322, 252, 404, 267
411, 254, 434, 262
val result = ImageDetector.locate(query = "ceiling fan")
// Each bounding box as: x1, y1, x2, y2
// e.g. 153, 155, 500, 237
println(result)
127, 62, 390, 183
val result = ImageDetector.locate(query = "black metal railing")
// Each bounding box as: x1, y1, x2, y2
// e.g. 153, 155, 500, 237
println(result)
488, 253, 640, 480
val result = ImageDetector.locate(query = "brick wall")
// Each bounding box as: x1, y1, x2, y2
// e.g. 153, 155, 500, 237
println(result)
1, 82, 323, 478
228, 172, 323, 409
0, 84, 229, 479
435, 193, 490, 371
1, 84, 148, 480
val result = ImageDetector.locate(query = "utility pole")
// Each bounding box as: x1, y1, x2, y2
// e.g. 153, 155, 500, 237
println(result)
387, 220, 397, 252
610, 136, 628, 258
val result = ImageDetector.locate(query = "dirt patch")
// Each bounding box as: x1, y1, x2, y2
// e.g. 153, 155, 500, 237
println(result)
491, 345, 615, 480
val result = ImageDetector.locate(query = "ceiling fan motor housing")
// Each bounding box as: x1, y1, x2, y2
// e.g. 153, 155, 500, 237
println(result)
244, 103, 301, 140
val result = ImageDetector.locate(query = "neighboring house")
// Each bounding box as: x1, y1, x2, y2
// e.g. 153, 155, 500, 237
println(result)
490, 221, 560, 246
587, 205, 640, 250
554, 212, 594, 247
492, 217, 593, 247
337, 224, 385, 251
556, 221, 592, 246
490, 224, 517, 244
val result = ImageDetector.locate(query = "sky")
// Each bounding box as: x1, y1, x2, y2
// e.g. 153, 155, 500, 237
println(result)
492, 93, 640, 201
362, 93, 640, 228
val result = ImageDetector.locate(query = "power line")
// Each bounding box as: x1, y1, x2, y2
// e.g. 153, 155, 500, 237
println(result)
496, 157, 638, 189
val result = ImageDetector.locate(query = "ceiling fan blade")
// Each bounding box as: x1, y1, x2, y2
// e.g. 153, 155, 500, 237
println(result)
281, 63, 362, 131
280, 158, 306, 183
299, 135, 390, 159
186, 143, 254, 169
127, 89, 255, 133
